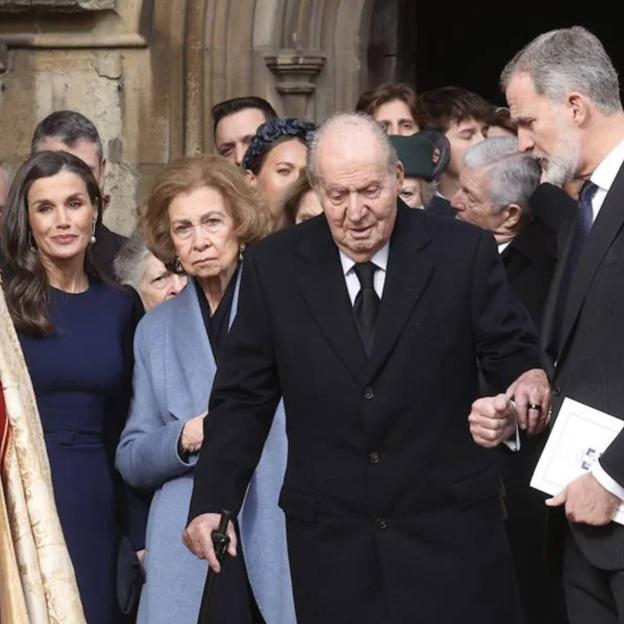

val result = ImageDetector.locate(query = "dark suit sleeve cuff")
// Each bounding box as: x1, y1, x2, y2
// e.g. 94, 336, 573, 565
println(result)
599, 429, 624, 488
493, 348, 544, 394
186, 470, 243, 526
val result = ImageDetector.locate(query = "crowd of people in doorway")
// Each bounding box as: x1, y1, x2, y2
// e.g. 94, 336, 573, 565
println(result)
1, 24, 624, 624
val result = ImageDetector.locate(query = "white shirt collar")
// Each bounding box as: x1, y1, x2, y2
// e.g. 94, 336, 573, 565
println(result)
591, 138, 624, 193
339, 243, 390, 276
497, 240, 512, 254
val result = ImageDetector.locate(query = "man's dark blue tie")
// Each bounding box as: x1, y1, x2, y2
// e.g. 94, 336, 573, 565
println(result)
552, 180, 597, 354
353, 262, 380, 352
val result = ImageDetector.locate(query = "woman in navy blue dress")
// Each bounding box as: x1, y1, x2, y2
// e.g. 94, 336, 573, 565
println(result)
1, 150, 145, 623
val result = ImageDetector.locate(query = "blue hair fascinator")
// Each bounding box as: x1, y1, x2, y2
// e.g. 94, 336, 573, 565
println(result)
242, 117, 316, 172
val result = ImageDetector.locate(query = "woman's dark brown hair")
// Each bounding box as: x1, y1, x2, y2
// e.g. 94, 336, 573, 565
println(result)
355, 83, 421, 123
490, 107, 518, 136
1, 150, 103, 336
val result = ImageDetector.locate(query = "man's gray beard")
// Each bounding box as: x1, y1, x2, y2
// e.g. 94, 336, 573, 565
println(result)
541, 152, 578, 186
540, 122, 580, 187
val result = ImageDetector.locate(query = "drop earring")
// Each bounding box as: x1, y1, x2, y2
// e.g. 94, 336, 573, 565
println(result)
174, 255, 183, 273
28, 231, 37, 252
90, 220, 97, 245
238, 243, 246, 262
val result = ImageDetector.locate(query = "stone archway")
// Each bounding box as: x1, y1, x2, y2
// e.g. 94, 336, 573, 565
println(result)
173, 0, 378, 154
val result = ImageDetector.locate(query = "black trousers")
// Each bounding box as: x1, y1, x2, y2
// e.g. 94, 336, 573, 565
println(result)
498, 439, 568, 624
564, 529, 624, 624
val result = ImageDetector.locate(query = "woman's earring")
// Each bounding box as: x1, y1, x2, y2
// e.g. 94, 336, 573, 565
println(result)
238, 243, 246, 262
28, 231, 37, 252
174, 255, 183, 273
90, 220, 97, 245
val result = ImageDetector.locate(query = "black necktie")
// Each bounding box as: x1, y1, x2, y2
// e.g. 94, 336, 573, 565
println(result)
552, 180, 597, 353
353, 262, 380, 352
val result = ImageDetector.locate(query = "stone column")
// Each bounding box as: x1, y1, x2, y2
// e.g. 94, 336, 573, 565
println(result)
264, 49, 325, 120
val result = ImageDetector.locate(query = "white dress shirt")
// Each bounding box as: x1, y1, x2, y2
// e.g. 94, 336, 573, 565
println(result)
497, 240, 512, 255
339, 243, 389, 304
588, 138, 624, 222
586, 138, 624, 500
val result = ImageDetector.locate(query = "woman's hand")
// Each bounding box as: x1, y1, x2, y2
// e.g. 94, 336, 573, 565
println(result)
180, 411, 207, 454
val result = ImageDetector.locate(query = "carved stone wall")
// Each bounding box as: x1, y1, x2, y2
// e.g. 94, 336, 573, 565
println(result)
0, 0, 379, 234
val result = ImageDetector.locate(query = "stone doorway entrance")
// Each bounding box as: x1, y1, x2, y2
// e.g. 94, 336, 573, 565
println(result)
367, 3, 624, 106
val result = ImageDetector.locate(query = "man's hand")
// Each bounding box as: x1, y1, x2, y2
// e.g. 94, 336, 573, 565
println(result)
183, 513, 237, 573
545, 472, 620, 525
506, 368, 550, 435
469, 394, 517, 448
180, 411, 208, 454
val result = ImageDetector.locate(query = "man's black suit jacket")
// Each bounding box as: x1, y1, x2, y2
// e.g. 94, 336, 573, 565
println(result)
189, 204, 542, 623
542, 163, 624, 570
529, 183, 577, 265
502, 218, 558, 333
425, 193, 455, 217
498, 218, 557, 493
497, 220, 562, 623
92, 223, 127, 282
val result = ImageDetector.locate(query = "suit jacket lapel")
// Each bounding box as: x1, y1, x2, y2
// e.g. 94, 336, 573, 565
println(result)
367, 205, 433, 381
228, 265, 243, 329
501, 244, 527, 282
297, 218, 368, 384
558, 163, 624, 359
541, 225, 573, 358
502, 221, 556, 283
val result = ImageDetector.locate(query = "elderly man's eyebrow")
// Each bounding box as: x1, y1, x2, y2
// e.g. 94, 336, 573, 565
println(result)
326, 185, 347, 194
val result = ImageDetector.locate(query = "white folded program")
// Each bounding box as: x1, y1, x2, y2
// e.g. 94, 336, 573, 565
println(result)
531, 397, 624, 525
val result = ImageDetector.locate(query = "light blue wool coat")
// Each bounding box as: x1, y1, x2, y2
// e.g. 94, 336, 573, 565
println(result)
116, 275, 295, 623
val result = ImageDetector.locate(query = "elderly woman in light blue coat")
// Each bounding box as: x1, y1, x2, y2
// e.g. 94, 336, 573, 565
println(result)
116, 155, 296, 624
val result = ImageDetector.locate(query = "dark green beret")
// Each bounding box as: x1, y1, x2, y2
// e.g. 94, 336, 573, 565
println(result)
389, 133, 435, 180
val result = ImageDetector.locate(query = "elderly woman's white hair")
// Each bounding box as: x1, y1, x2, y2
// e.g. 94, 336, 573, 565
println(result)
113, 229, 153, 290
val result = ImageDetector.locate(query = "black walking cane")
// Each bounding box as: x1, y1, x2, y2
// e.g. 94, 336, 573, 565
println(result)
196, 509, 233, 624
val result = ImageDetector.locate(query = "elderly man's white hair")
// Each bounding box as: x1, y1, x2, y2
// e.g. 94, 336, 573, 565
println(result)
306, 112, 398, 186
113, 229, 152, 290
464, 137, 541, 214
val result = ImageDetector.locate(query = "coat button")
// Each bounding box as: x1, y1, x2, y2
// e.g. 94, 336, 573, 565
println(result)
376, 517, 389, 530
363, 386, 374, 400
369, 451, 380, 464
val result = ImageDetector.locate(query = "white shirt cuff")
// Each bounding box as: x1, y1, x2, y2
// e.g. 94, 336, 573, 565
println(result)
592, 461, 624, 501
503, 422, 521, 452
